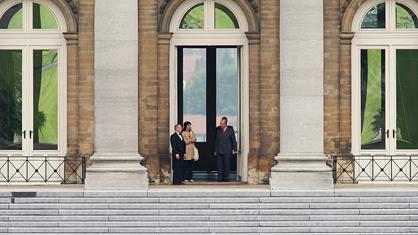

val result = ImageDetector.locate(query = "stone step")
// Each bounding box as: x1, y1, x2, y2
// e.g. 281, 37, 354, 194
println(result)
0, 189, 416, 234
4, 196, 418, 204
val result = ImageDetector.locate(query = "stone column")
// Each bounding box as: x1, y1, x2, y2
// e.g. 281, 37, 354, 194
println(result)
85, 0, 148, 189
270, 0, 333, 190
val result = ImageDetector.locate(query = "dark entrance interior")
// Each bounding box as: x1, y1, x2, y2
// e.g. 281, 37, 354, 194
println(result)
177, 46, 240, 182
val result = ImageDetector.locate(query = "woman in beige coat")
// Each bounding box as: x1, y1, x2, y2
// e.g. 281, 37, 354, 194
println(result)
182, 121, 196, 182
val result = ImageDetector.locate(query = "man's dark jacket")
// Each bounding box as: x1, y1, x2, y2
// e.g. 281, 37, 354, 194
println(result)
170, 133, 186, 159
214, 126, 237, 155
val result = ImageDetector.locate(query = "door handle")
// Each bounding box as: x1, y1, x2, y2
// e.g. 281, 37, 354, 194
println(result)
386, 130, 390, 139
392, 129, 396, 139
22, 130, 26, 139
29, 130, 33, 139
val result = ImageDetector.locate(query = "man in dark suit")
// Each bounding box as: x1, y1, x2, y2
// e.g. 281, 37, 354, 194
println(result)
214, 117, 237, 182
170, 124, 186, 185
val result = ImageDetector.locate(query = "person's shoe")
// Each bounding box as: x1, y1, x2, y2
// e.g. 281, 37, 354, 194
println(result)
183, 180, 189, 183
189, 179, 194, 183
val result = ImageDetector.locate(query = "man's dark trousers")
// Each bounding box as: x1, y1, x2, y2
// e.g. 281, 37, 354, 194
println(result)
172, 157, 184, 184
217, 153, 232, 182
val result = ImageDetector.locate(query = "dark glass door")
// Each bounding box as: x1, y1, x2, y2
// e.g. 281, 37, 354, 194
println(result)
178, 46, 239, 179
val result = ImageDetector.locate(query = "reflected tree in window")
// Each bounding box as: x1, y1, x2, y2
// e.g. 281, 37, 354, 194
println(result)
396, 3, 418, 29
360, 49, 386, 150
362, 3, 386, 29
180, 4, 204, 29
0, 50, 22, 150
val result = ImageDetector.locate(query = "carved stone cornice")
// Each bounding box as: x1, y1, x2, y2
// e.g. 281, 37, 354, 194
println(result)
65, 0, 78, 16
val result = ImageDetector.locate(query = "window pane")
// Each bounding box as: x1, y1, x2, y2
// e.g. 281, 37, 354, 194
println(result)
396, 3, 418, 29
33, 49, 58, 150
180, 4, 204, 29
396, 50, 418, 149
216, 48, 239, 137
183, 48, 206, 142
360, 49, 385, 150
215, 3, 239, 29
0, 4, 23, 29
33, 3, 58, 29
0, 50, 22, 150
361, 3, 385, 29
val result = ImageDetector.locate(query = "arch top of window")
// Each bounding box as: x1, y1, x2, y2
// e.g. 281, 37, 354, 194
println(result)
356, 0, 418, 32
0, 0, 65, 32
177, 0, 242, 32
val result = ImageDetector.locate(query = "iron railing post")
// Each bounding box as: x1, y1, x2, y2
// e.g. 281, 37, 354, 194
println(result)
82, 156, 86, 184
332, 155, 337, 184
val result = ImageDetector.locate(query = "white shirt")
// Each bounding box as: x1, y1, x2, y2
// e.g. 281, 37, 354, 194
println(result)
177, 132, 183, 141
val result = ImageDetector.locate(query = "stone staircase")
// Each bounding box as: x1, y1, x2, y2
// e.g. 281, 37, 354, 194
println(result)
0, 188, 417, 234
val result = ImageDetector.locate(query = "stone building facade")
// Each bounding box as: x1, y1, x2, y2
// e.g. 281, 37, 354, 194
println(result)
1, 0, 417, 189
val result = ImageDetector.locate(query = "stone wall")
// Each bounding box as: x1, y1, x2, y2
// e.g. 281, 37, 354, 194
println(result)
77, 0, 95, 157
62, 0, 94, 159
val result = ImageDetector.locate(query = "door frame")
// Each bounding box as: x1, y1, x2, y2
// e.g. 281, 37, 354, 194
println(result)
169, 36, 249, 182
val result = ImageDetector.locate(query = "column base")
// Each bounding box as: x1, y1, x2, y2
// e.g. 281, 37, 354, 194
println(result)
85, 154, 148, 190
270, 153, 333, 190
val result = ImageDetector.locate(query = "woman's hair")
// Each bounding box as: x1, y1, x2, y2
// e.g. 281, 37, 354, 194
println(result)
183, 121, 192, 131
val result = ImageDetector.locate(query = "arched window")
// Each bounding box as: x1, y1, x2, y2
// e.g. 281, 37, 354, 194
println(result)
0, 0, 67, 156
352, 0, 418, 156
172, 0, 247, 33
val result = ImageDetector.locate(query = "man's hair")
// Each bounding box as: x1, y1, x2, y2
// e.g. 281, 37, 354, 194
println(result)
174, 124, 182, 130
221, 116, 228, 124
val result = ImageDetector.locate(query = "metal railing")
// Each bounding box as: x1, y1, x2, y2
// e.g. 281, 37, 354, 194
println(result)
333, 155, 418, 184
0, 156, 86, 184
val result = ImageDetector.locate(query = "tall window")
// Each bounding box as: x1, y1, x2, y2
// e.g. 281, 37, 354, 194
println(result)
0, 0, 67, 155
352, 0, 418, 155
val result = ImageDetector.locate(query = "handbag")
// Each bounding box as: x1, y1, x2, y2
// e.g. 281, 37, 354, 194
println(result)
193, 146, 199, 161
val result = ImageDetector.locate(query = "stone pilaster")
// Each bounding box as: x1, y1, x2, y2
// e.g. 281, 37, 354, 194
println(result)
85, 0, 148, 189
270, 0, 333, 190
64, 33, 79, 156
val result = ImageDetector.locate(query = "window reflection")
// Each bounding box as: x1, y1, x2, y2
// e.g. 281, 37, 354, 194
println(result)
33, 49, 58, 150
216, 48, 239, 136
360, 49, 386, 150
183, 48, 207, 142
0, 4, 23, 29
396, 50, 418, 149
0, 50, 23, 150
396, 3, 418, 29
180, 4, 204, 29
361, 3, 386, 29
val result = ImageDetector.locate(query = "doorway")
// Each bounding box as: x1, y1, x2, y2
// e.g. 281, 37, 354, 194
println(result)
177, 46, 240, 181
